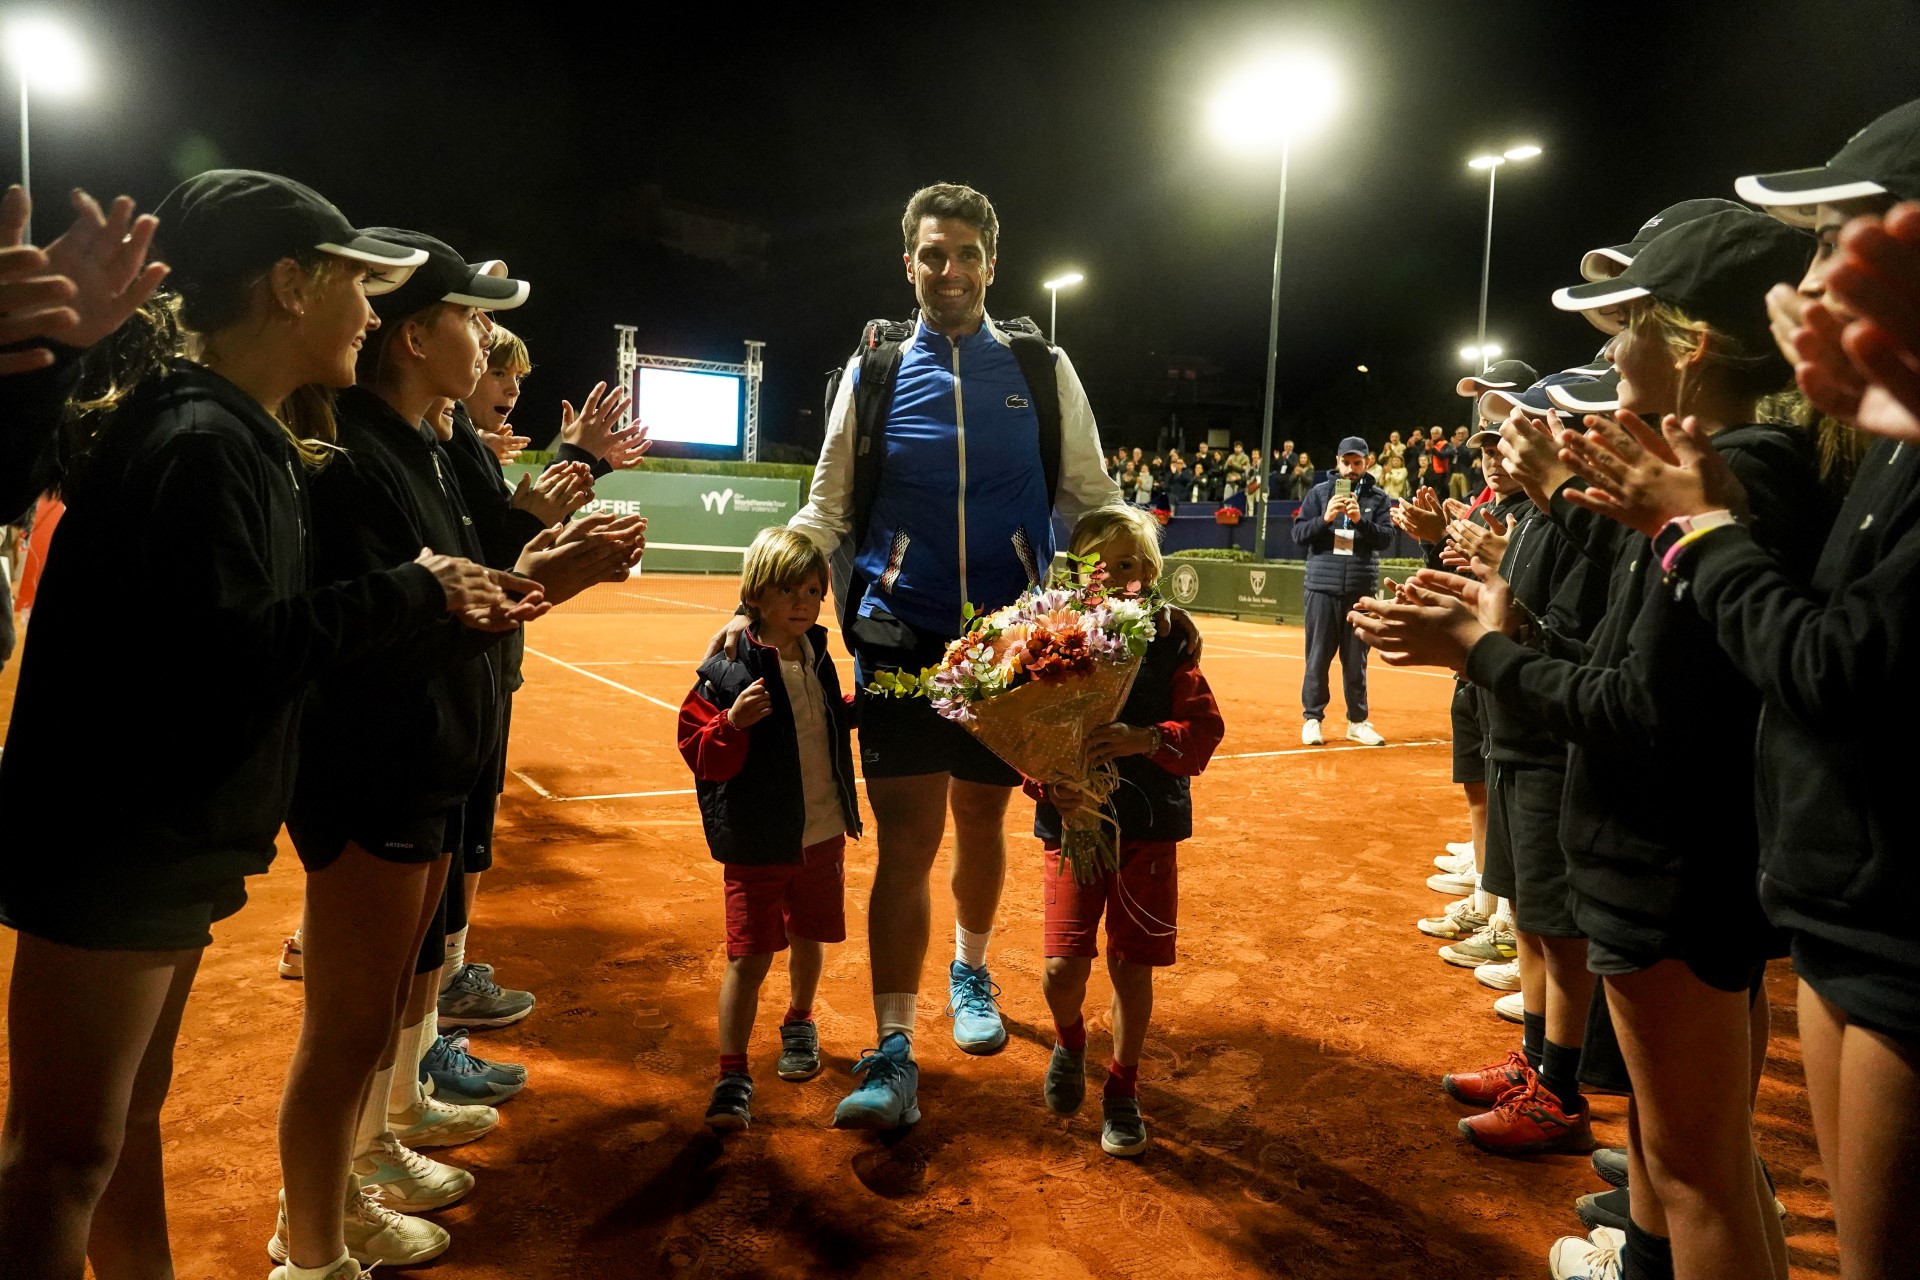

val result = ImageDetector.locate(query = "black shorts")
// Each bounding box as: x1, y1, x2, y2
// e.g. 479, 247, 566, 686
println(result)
0, 861, 252, 952
1491, 763, 1580, 938
287, 809, 453, 873
1578, 978, 1634, 1096
460, 743, 504, 875
1450, 682, 1487, 785
849, 612, 1020, 787
1794, 933, 1920, 1040
1585, 923, 1768, 995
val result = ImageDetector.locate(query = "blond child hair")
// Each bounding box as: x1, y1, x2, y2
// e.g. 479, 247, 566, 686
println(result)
1067, 504, 1166, 584
740, 527, 829, 620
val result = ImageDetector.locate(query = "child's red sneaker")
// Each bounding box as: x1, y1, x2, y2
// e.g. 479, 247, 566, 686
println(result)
1457, 1079, 1593, 1156
1441, 1048, 1535, 1107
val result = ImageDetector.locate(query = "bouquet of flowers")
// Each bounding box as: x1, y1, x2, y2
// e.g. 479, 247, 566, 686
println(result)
867, 555, 1159, 881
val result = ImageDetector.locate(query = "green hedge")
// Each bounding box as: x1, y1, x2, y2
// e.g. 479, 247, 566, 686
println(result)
1166, 548, 1256, 563
629, 457, 815, 481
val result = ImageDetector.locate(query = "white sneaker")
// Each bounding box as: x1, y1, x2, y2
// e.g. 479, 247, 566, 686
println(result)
1345, 720, 1385, 746
1433, 849, 1476, 875
1416, 897, 1488, 940
1549, 1226, 1624, 1279
270, 1260, 364, 1280
388, 1094, 498, 1149
1494, 992, 1526, 1024
1444, 840, 1475, 860
1476, 958, 1521, 991
355, 1131, 474, 1212
1426, 868, 1478, 895
268, 1177, 451, 1266
1301, 720, 1324, 746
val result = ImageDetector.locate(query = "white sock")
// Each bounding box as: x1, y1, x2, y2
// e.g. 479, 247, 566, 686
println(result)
387, 1016, 430, 1117
875, 992, 917, 1042
355, 1065, 395, 1157
1496, 897, 1513, 925
439, 926, 469, 995
286, 1252, 352, 1280
1473, 888, 1497, 917
955, 922, 992, 971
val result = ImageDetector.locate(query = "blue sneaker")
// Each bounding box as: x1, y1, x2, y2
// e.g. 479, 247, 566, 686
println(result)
831, 1033, 921, 1130
420, 1033, 527, 1104
946, 960, 1007, 1055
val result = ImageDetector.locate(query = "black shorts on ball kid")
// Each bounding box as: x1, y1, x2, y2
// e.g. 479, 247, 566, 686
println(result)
1579, 894, 1782, 996
849, 608, 1020, 787
1494, 763, 1580, 938
0, 858, 254, 952
1794, 933, 1920, 1040
1450, 681, 1487, 786
287, 808, 453, 873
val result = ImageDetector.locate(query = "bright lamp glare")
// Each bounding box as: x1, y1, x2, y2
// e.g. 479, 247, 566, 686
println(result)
4, 17, 87, 95
1504, 144, 1542, 160
1356, 364, 1368, 373
1484, 344, 1502, 358
1044, 272, 1084, 290
1468, 154, 1502, 170
1208, 52, 1340, 152
1460, 343, 1503, 363
1459, 346, 1479, 362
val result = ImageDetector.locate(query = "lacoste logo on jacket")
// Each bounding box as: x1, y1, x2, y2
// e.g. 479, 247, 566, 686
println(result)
702, 488, 735, 514
1006, 395, 1030, 409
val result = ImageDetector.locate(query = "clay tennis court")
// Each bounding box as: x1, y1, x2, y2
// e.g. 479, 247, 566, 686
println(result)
0, 575, 1837, 1278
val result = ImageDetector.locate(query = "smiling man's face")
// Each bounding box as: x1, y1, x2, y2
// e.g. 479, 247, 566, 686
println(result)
906, 216, 994, 336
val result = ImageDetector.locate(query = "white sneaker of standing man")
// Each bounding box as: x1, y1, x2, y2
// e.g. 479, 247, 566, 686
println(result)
1345, 721, 1385, 746
1301, 719, 1324, 746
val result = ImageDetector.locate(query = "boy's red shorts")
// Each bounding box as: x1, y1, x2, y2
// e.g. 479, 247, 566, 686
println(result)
723, 835, 847, 958
1042, 839, 1178, 967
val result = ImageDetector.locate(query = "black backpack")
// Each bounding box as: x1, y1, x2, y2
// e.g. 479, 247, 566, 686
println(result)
821, 313, 1063, 627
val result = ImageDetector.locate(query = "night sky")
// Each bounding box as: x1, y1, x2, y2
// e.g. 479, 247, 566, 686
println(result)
29, 0, 1920, 463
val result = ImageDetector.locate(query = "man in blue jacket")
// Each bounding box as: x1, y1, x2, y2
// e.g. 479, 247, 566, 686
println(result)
1293, 436, 1395, 746
786, 184, 1121, 1129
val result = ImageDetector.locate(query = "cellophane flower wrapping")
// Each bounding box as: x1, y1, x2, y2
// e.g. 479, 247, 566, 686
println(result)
866, 563, 1159, 882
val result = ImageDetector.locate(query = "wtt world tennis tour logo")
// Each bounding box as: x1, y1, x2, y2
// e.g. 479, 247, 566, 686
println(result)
700, 488, 786, 516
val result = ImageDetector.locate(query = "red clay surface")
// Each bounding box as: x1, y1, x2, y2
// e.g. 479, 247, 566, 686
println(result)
0, 575, 1837, 1278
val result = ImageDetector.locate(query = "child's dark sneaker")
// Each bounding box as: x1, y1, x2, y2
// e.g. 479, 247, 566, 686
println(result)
1100, 1096, 1149, 1157
1457, 1079, 1592, 1156
705, 1072, 754, 1132
1591, 1146, 1629, 1187
1442, 1048, 1536, 1107
1044, 1043, 1087, 1115
1576, 1186, 1631, 1232
777, 1020, 821, 1082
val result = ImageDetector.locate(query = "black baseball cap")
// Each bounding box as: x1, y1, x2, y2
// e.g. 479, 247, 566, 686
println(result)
1737, 99, 1920, 227
365, 228, 531, 322
1476, 369, 1592, 426
1545, 366, 1623, 415
1335, 435, 1368, 457
1456, 358, 1537, 399
152, 169, 427, 295
1552, 210, 1813, 354
1580, 198, 1750, 281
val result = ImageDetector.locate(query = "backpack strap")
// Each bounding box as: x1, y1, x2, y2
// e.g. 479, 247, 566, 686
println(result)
995, 316, 1062, 509
824, 316, 914, 630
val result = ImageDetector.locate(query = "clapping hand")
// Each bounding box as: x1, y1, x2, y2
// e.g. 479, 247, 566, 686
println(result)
1346, 570, 1499, 672
38, 188, 169, 352
414, 548, 549, 632
560, 382, 649, 464
1555, 410, 1746, 536
1498, 409, 1574, 509
514, 512, 647, 605
511, 460, 594, 525
480, 422, 532, 465
1822, 202, 1920, 444
1392, 487, 1445, 542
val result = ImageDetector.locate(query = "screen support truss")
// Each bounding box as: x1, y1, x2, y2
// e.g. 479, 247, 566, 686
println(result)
614, 326, 766, 461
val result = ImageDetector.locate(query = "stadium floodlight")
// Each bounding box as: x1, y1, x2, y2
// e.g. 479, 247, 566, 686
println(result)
4, 16, 89, 243
1207, 48, 1341, 553
1459, 342, 1503, 364
1043, 272, 1084, 341
1468, 142, 1541, 386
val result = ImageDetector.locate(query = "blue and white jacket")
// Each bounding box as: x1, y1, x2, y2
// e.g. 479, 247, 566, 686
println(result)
790, 316, 1119, 638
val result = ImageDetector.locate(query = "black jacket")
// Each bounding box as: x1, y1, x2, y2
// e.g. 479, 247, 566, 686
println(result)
1293, 473, 1396, 596
441, 404, 547, 694
0, 366, 443, 889
1463, 423, 1833, 948
291, 386, 512, 826
1678, 436, 1920, 968
0, 342, 84, 524
677, 624, 862, 864
1030, 629, 1223, 844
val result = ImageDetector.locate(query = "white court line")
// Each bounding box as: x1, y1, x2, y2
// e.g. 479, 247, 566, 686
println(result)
524, 646, 680, 711
559, 787, 697, 802
1214, 737, 1445, 761
509, 769, 556, 799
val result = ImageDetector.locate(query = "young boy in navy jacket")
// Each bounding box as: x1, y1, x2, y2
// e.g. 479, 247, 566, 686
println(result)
678, 528, 862, 1131
1028, 506, 1224, 1158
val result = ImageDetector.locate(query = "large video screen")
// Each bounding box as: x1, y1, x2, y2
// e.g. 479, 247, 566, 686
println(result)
635, 367, 742, 448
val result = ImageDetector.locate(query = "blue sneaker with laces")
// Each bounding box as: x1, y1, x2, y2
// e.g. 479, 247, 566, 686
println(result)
831, 1032, 920, 1129
947, 960, 1007, 1055
420, 1032, 528, 1104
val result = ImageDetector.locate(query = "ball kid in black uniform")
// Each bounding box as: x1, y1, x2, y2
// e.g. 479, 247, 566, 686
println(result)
1352, 210, 1830, 1280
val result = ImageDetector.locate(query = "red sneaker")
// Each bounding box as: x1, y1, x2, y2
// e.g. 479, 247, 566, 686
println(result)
1441, 1049, 1534, 1107
1457, 1079, 1593, 1156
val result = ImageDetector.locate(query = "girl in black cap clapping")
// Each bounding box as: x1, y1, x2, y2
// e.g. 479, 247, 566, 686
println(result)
0, 171, 536, 1280
1351, 208, 1830, 1280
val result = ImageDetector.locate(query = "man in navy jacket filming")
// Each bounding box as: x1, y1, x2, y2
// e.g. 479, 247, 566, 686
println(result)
1293, 436, 1395, 746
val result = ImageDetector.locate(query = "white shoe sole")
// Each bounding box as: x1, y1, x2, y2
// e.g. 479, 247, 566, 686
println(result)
1416, 917, 1487, 940
1345, 734, 1385, 746
1426, 873, 1477, 895
362, 1169, 474, 1213
392, 1113, 498, 1149
1476, 966, 1521, 992
1439, 946, 1498, 968
269, 1228, 449, 1267
437, 1003, 534, 1032
1101, 1131, 1150, 1157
